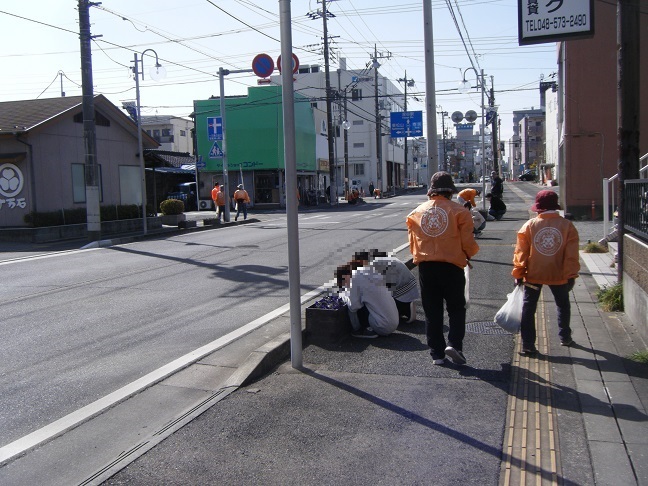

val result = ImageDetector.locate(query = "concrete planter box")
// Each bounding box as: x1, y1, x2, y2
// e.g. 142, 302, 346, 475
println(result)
305, 303, 351, 345
160, 214, 186, 226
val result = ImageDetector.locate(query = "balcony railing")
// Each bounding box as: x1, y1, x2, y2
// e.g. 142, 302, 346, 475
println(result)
625, 179, 648, 241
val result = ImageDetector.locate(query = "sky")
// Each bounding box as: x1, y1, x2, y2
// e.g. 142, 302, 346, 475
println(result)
0, 1, 557, 142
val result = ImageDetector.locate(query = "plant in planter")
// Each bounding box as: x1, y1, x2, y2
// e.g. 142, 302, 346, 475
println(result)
159, 199, 186, 226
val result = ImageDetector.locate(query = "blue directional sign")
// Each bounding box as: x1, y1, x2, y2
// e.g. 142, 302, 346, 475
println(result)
486, 108, 496, 125
209, 141, 224, 159
390, 111, 423, 138
207, 117, 223, 141
195, 155, 206, 169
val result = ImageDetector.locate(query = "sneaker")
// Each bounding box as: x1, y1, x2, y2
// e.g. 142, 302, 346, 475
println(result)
235, 216, 238, 221
405, 301, 417, 324
560, 338, 574, 347
351, 327, 378, 339
433, 357, 446, 365
445, 346, 467, 365
521, 346, 538, 355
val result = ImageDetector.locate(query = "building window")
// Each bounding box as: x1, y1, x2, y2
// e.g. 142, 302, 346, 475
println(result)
351, 89, 362, 101
153, 129, 161, 138
146, 130, 152, 135
353, 142, 364, 148
162, 128, 171, 137
180, 130, 186, 136
72, 163, 103, 203
352, 120, 363, 126
354, 164, 365, 176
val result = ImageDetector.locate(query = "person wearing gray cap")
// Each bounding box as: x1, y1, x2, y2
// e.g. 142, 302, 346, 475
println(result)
407, 172, 480, 365
233, 184, 250, 221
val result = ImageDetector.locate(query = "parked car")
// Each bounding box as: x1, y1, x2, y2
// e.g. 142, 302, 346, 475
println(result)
167, 182, 197, 211
479, 176, 490, 183
518, 171, 536, 181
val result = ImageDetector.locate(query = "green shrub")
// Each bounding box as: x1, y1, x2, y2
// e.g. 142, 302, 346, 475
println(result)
583, 242, 608, 253
159, 199, 185, 215
596, 283, 623, 312
628, 350, 648, 364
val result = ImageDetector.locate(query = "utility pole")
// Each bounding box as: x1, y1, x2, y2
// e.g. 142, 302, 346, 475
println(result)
322, 0, 336, 205
78, 0, 101, 241
616, 0, 640, 282
437, 108, 448, 170
398, 72, 415, 189
422, 0, 439, 178
490, 76, 499, 174
372, 45, 391, 192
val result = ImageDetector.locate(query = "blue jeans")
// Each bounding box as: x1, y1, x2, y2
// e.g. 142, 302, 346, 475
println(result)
520, 282, 572, 348
235, 202, 247, 220
418, 261, 466, 359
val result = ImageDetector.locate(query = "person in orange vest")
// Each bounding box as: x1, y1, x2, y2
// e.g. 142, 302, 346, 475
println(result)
233, 184, 250, 221
212, 183, 226, 222
407, 171, 479, 366
456, 187, 480, 207
211, 182, 220, 212
512, 190, 580, 354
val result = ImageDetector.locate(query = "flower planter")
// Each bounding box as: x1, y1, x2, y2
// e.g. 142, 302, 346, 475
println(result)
160, 214, 186, 227
305, 303, 352, 345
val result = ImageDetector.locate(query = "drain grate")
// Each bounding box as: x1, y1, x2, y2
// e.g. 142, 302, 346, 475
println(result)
466, 321, 512, 335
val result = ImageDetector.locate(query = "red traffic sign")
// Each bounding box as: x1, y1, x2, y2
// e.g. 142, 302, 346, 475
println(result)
252, 53, 274, 78
277, 53, 299, 74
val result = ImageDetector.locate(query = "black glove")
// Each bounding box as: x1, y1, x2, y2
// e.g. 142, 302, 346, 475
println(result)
567, 278, 575, 291
515, 279, 524, 287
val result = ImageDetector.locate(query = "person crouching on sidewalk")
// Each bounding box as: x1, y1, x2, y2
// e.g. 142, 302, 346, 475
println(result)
354, 250, 420, 324
512, 190, 580, 354
407, 171, 479, 365
336, 261, 400, 338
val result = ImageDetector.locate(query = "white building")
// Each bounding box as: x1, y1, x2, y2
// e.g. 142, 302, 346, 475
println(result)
140, 116, 193, 153
270, 59, 406, 195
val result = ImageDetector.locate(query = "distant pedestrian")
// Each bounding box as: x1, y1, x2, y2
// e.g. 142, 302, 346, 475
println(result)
233, 184, 250, 221
512, 190, 580, 354
490, 171, 504, 197
336, 261, 400, 338
369, 181, 375, 197
486, 192, 507, 220
214, 184, 226, 222
211, 182, 220, 212
407, 171, 480, 365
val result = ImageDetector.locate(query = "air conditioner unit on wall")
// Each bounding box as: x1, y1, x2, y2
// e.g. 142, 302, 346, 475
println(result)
199, 200, 213, 210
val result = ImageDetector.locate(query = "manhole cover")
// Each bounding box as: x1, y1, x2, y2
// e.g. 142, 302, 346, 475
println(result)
465, 321, 511, 335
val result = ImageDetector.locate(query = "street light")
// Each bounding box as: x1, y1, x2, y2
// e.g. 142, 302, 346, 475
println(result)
132, 49, 165, 234
459, 67, 487, 210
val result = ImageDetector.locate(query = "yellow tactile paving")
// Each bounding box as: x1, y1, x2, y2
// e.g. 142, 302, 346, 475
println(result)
500, 294, 562, 486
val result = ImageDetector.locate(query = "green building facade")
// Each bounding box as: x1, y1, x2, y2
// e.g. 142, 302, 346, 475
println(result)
194, 85, 316, 206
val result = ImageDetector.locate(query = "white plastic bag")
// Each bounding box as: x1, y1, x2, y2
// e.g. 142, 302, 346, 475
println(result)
494, 285, 524, 333
464, 265, 470, 308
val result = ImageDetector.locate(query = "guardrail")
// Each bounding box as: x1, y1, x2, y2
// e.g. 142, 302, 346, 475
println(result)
625, 179, 648, 241
604, 152, 648, 239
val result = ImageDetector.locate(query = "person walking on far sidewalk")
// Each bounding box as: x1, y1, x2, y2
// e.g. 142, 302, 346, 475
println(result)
233, 184, 250, 221
407, 171, 480, 365
211, 182, 220, 212
512, 190, 580, 354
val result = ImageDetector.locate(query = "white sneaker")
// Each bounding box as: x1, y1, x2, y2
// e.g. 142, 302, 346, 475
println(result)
445, 346, 467, 365
433, 357, 446, 365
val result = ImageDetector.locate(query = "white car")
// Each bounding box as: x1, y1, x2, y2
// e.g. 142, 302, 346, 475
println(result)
479, 176, 491, 183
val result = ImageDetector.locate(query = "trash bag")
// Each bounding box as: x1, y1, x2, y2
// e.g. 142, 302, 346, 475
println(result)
494, 285, 524, 333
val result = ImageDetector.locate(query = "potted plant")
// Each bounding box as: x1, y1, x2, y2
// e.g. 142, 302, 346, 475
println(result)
159, 199, 186, 226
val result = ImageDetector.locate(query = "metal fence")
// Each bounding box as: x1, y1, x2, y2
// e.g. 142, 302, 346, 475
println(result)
625, 179, 648, 241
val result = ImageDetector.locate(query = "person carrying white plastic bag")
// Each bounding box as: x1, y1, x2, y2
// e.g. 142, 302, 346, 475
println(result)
494, 284, 524, 333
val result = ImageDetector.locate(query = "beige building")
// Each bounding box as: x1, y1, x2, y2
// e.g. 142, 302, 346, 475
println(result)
0, 95, 158, 228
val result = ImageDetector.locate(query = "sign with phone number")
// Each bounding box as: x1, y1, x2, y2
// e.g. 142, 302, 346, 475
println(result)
518, 0, 594, 46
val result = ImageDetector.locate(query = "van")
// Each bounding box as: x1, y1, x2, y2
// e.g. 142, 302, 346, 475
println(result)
167, 182, 197, 210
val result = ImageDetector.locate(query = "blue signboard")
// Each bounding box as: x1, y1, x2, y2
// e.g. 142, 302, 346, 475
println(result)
196, 155, 206, 169
390, 111, 423, 138
207, 117, 223, 141
209, 141, 224, 159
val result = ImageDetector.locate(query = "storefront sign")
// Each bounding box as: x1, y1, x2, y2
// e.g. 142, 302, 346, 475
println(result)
519, 0, 594, 45
0, 163, 27, 209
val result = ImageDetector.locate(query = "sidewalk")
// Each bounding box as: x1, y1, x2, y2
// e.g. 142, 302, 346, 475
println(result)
99, 248, 647, 485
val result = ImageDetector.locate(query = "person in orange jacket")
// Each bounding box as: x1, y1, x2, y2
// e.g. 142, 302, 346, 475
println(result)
512, 190, 580, 354
211, 182, 220, 212
233, 184, 250, 221
407, 171, 480, 366
456, 187, 480, 207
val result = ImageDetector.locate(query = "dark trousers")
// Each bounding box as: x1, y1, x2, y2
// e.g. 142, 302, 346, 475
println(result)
418, 261, 466, 359
520, 282, 572, 348
235, 201, 247, 220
